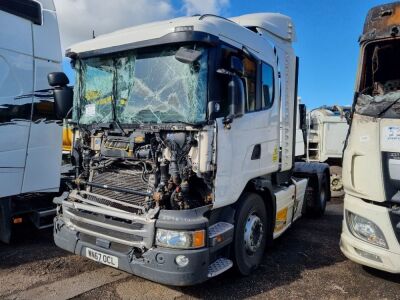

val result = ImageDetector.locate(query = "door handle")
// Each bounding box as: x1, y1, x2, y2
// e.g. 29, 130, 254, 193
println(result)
251, 144, 261, 160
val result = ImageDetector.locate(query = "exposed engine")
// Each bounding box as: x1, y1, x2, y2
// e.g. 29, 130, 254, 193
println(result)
71, 129, 214, 214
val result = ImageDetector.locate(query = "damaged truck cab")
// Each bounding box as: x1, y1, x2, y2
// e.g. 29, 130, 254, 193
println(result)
53, 13, 330, 285
341, 2, 400, 273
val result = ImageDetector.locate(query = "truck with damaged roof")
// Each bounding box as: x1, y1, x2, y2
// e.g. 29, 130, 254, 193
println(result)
0, 0, 64, 243
50, 13, 330, 285
341, 2, 400, 273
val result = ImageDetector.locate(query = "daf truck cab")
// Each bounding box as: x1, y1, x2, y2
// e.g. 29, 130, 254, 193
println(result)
51, 13, 330, 286
341, 2, 400, 273
0, 0, 64, 243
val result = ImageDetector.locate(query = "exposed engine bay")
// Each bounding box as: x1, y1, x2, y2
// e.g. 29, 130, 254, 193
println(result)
70, 128, 215, 214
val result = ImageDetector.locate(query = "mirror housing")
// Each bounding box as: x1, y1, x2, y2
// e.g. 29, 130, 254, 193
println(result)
228, 74, 245, 118
48, 72, 73, 119
48, 72, 69, 87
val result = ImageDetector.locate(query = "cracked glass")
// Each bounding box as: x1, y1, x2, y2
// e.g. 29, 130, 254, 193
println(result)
74, 57, 114, 124
74, 46, 208, 125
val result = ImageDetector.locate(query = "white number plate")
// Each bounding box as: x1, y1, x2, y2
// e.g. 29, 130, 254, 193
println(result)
85, 248, 119, 268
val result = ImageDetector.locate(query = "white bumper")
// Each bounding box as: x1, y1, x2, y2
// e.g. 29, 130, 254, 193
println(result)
340, 194, 400, 273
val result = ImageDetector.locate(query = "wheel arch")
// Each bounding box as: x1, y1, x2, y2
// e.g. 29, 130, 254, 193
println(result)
242, 181, 276, 245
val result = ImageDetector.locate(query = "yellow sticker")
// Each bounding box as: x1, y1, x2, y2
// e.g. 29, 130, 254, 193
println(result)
274, 207, 288, 232
272, 146, 279, 163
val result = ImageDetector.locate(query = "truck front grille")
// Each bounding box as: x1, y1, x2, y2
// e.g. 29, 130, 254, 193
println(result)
91, 168, 149, 207
62, 194, 156, 248
70, 219, 144, 242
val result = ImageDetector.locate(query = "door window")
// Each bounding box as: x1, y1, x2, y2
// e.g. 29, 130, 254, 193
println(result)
261, 63, 274, 109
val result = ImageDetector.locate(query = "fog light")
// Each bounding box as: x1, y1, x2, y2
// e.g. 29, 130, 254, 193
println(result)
175, 255, 189, 267
354, 248, 383, 263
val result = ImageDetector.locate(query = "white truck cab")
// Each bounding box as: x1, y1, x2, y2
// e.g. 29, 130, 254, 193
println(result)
52, 13, 330, 285
341, 2, 400, 273
0, 0, 63, 243
307, 105, 350, 197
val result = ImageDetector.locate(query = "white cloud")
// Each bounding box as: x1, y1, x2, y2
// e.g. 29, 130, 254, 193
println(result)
181, 0, 229, 16
55, 0, 174, 50
55, 0, 230, 52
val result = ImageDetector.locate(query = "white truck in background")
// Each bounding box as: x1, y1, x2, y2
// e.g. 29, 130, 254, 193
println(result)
50, 13, 330, 286
341, 2, 400, 274
0, 0, 64, 243
306, 105, 350, 197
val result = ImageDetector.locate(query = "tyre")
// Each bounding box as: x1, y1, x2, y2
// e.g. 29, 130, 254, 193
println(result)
330, 165, 344, 198
305, 171, 329, 217
233, 193, 268, 276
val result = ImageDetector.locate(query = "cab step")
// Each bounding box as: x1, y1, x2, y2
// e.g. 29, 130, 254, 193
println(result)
207, 258, 233, 278
208, 222, 234, 251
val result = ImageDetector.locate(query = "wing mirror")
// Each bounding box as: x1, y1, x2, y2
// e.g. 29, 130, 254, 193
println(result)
214, 56, 245, 125
225, 56, 245, 123
48, 72, 73, 120
228, 74, 245, 119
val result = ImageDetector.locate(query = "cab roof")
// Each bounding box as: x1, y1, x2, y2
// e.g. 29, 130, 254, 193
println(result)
67, 13, 294, 58
361, 1, 400, 42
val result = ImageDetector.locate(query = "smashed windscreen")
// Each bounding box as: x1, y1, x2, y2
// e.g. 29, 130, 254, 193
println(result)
74, 46, 208, 125
354, 39, 400, 117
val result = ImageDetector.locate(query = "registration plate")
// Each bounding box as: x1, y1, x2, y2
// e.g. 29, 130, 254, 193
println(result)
85, 248, 119, 268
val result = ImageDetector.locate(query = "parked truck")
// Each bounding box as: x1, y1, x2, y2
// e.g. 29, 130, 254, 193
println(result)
51, 13, 330, 286
307, 105, 350, 197
341, 2, 400, 273
0, 0, 64, 243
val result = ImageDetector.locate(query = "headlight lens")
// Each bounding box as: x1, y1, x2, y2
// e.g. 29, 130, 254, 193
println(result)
346, 210, 388, 249
155, 229, 206, 249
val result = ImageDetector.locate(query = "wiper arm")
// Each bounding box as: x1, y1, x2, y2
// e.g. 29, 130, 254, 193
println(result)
378, 96, 400, 117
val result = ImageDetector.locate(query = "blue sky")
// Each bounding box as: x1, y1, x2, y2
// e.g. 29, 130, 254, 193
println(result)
62, 0, 390, 109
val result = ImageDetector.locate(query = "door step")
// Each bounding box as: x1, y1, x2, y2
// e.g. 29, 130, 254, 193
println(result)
207, 258, 233, 278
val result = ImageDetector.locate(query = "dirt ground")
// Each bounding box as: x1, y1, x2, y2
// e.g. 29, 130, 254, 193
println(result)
1, 198, 399, 300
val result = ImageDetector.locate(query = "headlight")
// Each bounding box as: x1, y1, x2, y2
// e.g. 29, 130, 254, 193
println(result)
346, 210, 388, 249
155, 229, 205, 249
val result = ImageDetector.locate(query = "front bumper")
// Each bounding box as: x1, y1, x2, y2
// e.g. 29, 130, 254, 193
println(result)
340, 194, 400, 273
54, 217, 210, 286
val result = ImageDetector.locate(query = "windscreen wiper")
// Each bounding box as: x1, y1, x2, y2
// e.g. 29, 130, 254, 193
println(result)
377, 96, 400, 117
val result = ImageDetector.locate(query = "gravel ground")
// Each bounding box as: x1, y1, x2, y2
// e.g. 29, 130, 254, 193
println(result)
1, 198, 399, 299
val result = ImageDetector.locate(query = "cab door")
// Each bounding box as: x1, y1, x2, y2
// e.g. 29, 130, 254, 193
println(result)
0, 7, 34, 197
22, 5, 63, 193
214, 47, 280, 209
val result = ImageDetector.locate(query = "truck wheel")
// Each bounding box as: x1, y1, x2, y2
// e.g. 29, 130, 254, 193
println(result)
330, 165, 344, 198
305, 172, 329, 218
233, 193, 267, 276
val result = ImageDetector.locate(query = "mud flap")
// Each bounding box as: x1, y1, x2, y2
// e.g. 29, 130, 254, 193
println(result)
0, 198, 12, 243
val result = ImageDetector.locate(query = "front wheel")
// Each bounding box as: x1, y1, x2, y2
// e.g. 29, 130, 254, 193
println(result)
233, 193, 268, 276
